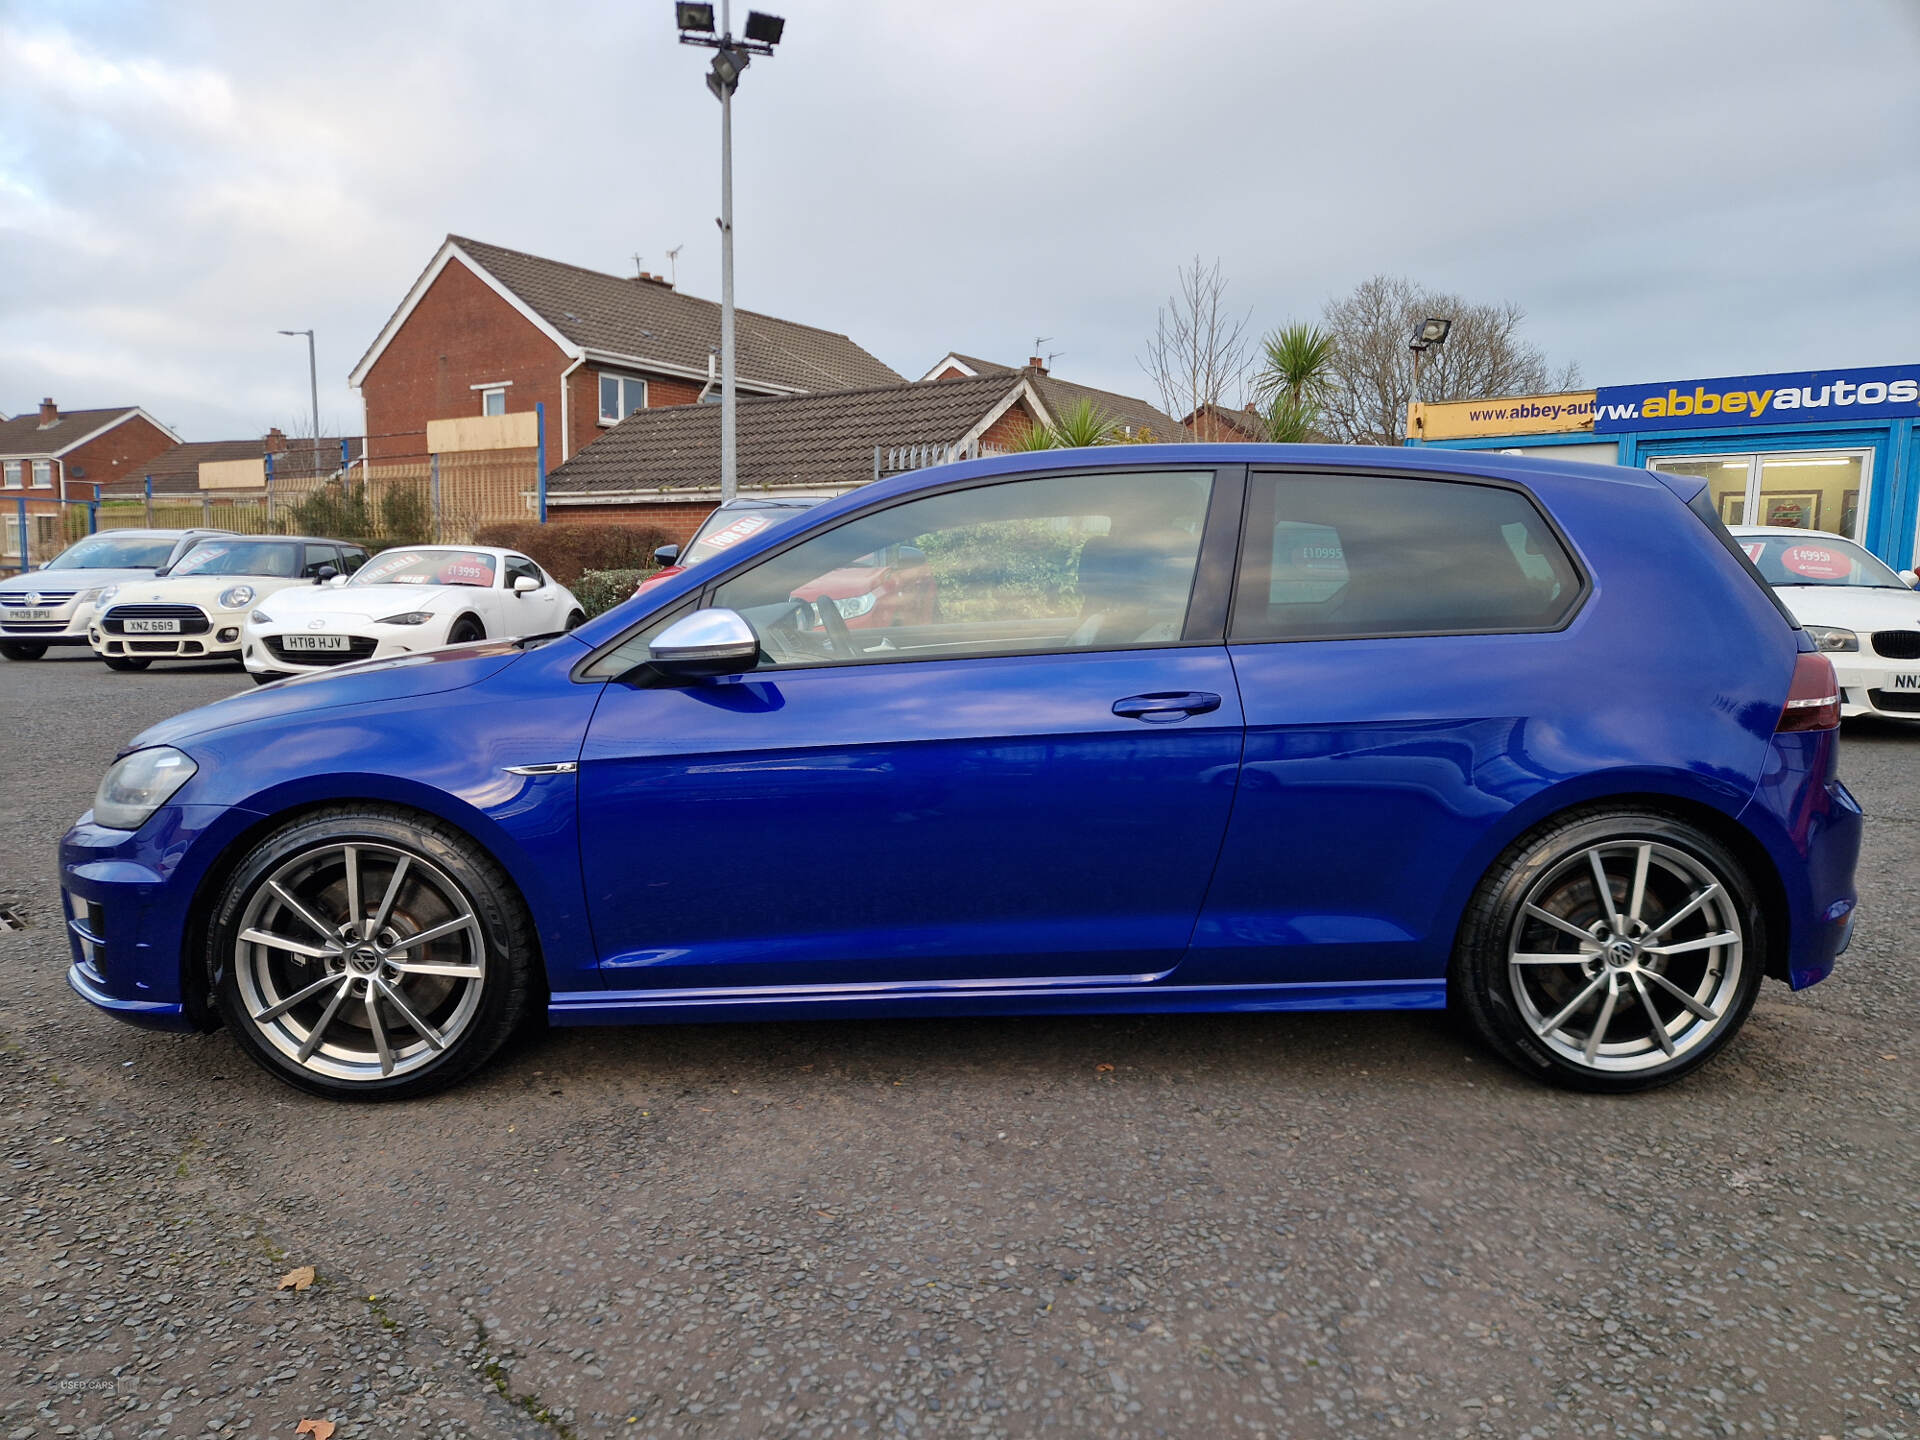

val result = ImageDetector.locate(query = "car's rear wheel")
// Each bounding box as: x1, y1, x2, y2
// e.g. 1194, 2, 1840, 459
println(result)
1452, 810, 1764, 1092
565, 609, 585, 631
0, 641, 48, 661
210, 807, 537, 1100
102, 655, 151, 672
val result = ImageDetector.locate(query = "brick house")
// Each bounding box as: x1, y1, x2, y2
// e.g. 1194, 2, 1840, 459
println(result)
1181, 402, 1267, 442
109, 429, 367, 498
349, 236, 903, 465
919, 353, 1186, 441
543, 371, 1052, 540
0, 399, 180, 567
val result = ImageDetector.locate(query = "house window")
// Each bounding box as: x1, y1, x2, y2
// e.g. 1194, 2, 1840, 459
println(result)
1, 461, 20, 489
598, 374, 647, 424
31, 461, 53, 489
481, 387, 507, 416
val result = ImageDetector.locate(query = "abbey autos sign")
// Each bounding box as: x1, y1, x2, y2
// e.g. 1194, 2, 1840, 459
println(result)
1593, 364, 1920, 434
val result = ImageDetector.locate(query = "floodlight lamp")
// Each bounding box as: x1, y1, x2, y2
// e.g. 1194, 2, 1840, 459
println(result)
1412, 317, 1452, 348
709, 45, 747, 86
743, 11, 785, 45
675, 2, 715, 33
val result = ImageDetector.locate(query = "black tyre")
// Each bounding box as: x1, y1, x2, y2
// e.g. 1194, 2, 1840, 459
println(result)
102, 655, 151, 672
564, 609, 586, 631
0, 641, 48, 661
209, 806, 539, 1100
447, 615, 484, 644
250, 671, 287, 686
1451, 809, 1766, 1093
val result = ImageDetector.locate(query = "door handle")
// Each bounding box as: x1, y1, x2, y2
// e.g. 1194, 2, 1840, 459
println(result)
1112, 691, 1222, 724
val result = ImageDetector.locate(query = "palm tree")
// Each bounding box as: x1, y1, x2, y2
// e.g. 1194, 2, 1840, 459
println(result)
1013, 397, 1123, 450
1251, 322, 1336, 443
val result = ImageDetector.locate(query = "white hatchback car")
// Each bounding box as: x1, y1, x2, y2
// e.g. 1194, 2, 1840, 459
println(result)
1730, 525, 1920, 721
0, 528, 232, 661
242, 545, 583, 683
89, 535, 369, 671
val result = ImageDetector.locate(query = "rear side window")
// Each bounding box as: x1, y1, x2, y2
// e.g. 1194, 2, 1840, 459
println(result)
1231, 472, 1584, 641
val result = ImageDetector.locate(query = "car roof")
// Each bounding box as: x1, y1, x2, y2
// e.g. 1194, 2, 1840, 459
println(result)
1727, 524, 1857, 541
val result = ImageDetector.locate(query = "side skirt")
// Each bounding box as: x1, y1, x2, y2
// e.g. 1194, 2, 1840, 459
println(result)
548, 978, 1446, 1027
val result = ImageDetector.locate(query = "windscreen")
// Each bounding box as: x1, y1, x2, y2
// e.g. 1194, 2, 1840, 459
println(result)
683, 506, 807, 567
165, 540, 302, 578
350, 550, 497, 587
44, 534, 177, 570
1736, 533, 1907, 589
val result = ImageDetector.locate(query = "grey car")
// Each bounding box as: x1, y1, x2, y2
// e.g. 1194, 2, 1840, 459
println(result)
0, 529, 233, 660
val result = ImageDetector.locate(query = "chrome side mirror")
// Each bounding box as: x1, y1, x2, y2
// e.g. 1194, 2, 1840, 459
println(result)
647, 607, 759, 677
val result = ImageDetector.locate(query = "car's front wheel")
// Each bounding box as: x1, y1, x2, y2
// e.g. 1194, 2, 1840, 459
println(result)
1451, 810, 1765, 1092
0, 641, 48, 661
209, 807, 538, 1100
101, 655, 151, 672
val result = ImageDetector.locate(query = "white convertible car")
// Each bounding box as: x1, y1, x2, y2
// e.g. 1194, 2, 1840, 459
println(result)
89, 535, 369, 671
1731, 525, 1920, 721
242, 545, 583, 683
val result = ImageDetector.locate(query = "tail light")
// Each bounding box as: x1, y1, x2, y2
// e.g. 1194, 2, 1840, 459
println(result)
1777, 652, 1840, 732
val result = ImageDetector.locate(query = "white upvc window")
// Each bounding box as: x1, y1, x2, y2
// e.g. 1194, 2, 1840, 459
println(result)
31, 460, 53, 489
598, 373, 648, 425
2, 461, 20, 489
481, 387, 507, 416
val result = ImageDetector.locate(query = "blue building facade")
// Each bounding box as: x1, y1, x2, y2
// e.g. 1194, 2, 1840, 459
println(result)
1408, 364, 1920, 571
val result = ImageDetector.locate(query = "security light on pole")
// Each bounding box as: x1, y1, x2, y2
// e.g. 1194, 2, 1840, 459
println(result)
1408, 316, 1453, 404
675, 2, 787, 502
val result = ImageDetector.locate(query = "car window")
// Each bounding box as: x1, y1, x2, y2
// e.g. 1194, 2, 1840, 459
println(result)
301, 545, 340, 579
340, 547, 369, 573
1231, 472, 1583, 641
506, 556, 544, 588
348, 550, 498, 587
166, 540, 302, 579
710, 469, 1215, 667
44, 534, 177, 570
1734, 533, 1906, 589
683, 507, 798, 567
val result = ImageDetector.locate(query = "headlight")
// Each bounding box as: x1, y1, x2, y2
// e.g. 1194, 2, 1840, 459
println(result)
834, 593, 877, 619
1804, 625, 1859, 653
95, 585, 119, 605
376, 611, 433, 625
249, 609, 275, 625
75, 587, 103, 605
218, 585, 255, 609
92, 747, 198, 831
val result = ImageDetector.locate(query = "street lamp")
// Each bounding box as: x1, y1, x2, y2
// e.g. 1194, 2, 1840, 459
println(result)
1407, 316, 1452, 404
676, 2, 786, 502
277, 329, 320, 465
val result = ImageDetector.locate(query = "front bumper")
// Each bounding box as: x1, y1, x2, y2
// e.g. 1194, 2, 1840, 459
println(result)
243, 628, 421, 675
1833, 657, 1920, 720
91, 627, 245, 661
60, 803, 262, 1032
2, 602, 99, 644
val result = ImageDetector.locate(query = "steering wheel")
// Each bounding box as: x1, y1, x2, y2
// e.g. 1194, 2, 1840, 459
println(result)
814, 595, 861, 659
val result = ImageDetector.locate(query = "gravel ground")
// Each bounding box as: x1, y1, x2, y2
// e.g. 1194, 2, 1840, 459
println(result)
1, 650, 1914, 1440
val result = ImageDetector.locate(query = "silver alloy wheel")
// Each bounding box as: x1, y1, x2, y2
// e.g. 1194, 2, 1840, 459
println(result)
232, 841, 486, 1083
1507, 840, 1744, 1073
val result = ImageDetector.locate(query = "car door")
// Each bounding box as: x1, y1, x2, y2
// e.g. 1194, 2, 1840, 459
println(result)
575, 465, 1247, 992
503, 554, 564, 633
1188, 466, 1591, 988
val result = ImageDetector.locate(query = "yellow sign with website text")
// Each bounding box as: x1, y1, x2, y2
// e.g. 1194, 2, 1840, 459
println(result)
1408, 390, 1598, 441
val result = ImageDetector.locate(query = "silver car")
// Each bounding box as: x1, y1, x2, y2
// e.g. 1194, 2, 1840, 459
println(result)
0, 529, 233, 661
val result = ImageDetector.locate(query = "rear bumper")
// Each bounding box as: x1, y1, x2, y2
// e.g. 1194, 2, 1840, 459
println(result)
1735, 728, 1863, 990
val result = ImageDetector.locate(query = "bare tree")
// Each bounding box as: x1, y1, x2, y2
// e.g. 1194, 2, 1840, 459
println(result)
1316, 275, 1580, 445
1138, 256, 1253, 427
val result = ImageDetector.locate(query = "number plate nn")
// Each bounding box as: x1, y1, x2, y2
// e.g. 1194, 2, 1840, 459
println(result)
4, 608, 54, 622
123, 618, 181, 634
1892, 673, 1920, 691
282, 633, 350, 651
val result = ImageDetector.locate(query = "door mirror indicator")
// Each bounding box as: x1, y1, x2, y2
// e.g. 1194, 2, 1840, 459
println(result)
647, 607, 759, 676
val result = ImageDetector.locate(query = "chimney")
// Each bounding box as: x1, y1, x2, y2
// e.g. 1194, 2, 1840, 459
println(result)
632, 271, 673, 289
37, 397, 58, 427
264, 427, 288, 453
1027, 357, 1047, 373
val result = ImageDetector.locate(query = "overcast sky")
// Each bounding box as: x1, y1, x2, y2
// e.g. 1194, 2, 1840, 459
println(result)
4, 0, 1917, 441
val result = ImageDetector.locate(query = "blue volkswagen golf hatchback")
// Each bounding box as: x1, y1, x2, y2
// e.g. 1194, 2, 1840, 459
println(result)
61, 446, 1862, 1099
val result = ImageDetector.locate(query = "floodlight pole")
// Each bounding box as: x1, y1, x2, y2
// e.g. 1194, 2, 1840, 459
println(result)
718, 0, 737, 502
279, 329, 320, 452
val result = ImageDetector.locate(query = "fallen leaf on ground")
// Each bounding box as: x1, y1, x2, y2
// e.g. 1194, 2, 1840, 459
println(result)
295, 1421, 336, 1440
1095, 1063, 1114, 1072
277, 1266, 315, 1292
